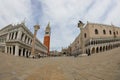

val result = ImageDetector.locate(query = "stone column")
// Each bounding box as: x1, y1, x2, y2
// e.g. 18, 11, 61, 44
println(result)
22, 34, 25, 42
78, 21, 86, 56
21, 48, 23, 56
15, 45, 19, 56
17, 30, 22, 40
5, 46, 7, 53
13, 32, 16, 39
30, 24, 40, 58
10, 33, 12, 40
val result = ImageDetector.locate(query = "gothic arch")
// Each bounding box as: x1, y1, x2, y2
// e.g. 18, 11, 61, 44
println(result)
96, 47, 99, 53
100, 46, 102, 52
91, 47, 95, 54
106, 45, 108, 51
103, 46, 105, 52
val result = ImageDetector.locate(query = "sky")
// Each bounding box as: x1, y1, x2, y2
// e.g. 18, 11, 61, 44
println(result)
0, 0, 120, 51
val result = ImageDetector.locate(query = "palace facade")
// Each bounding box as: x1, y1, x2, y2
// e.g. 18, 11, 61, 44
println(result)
0, 22, 47, 57
69, 21, 120, 56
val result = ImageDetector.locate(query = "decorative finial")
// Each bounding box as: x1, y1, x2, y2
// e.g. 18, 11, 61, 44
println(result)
48, 21, 50, 27
21, 18, 26, 25
46, 21, 50, 29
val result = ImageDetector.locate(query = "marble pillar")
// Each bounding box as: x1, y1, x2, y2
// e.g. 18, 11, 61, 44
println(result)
17, 30, 22, 40
11, 46, 13, 55
5, 46, 7, 53
15, 45, 19, 56
13, 32, 16, 39
21, 48, 23, 56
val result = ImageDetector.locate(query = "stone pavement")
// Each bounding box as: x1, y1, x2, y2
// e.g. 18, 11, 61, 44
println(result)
0, 48, 120, 80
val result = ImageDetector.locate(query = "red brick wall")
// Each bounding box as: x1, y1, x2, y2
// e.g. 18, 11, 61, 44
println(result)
44, 36, 50, 55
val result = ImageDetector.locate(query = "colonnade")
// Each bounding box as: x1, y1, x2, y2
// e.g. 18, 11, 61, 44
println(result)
85, 38, 120, 55
6, 45, 31, 57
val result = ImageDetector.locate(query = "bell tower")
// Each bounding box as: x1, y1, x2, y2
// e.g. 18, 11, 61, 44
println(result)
44, 22, 51, 55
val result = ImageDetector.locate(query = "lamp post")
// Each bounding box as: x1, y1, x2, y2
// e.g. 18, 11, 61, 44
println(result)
78, 21, 85, 55
31, 24, 40, 58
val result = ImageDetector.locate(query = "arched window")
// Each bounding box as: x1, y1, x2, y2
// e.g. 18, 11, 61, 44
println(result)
114, 32, 116, 35
84, 33, 87, 38
95, 29, 98, 34
109, 30, 112, 35
103, 29, 106, 34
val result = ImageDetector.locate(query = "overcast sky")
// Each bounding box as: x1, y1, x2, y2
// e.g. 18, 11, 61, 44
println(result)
0, 0, 120, 51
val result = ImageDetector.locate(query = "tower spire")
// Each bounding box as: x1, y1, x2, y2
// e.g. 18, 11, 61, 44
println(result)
44, 22, 51, 55
46, 21, 50, 29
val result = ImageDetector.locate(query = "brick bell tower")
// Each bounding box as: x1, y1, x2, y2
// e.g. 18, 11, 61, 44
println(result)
44, 22, 51, 55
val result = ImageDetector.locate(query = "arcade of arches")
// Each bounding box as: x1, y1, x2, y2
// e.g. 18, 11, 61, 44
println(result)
85, 38, 120, 55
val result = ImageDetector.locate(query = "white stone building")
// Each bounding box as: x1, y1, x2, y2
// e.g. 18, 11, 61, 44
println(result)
0, 23, 47, 57
69, 21, 120, 56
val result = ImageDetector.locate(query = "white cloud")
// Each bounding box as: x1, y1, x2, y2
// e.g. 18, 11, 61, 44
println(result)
0, 0, 32, 28
0, 0, 120, 51
104, 0, 120, 26
39, 0, 120, 51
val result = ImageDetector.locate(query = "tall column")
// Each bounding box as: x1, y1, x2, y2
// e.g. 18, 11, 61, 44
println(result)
15, 45, 19, 56
13, 32, 16, 39
30, 24, 40, 58
78, 21, 86, 55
